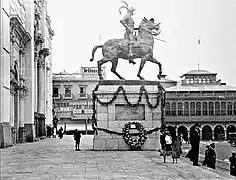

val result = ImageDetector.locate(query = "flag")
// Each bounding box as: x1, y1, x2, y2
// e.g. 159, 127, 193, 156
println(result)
198, 37, 200, 44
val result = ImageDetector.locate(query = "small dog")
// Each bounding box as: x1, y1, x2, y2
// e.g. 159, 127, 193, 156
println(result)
158, 149, 178, 163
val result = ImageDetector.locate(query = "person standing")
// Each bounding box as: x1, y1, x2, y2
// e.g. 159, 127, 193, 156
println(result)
202, 145, 210, 166
207, 143, 216, 169
229, 151, 236, 177
189, 122, 201, 166
172, 135, 182, 158
160, 129, 166, 150
58, 127, 63, 139
74, 129, 81, 151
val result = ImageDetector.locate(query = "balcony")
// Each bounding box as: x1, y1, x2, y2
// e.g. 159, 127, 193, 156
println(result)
53, 94, 61, 100
63, 94, 73, 100
79, 93, 87, 99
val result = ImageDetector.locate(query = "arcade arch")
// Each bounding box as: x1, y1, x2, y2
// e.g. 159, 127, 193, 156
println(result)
202, 125, 213, 140
214, 125, 225, 140
177, 126, 188, 141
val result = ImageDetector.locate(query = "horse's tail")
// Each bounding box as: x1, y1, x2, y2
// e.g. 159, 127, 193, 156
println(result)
90, 45, 103, 62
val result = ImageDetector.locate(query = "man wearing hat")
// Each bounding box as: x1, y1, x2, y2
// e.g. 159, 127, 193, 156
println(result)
189, 122, 201, 166
229, 151, 236, 176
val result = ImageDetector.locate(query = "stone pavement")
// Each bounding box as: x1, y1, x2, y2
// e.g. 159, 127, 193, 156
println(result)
0, 135, 233, 180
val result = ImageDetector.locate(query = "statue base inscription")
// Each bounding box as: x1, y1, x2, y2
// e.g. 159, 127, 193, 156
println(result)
93, 80, 164, 150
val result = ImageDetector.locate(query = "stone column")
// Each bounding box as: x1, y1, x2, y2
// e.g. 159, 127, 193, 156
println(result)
38, 48, 49, 113
19, 88, 26, 143
23, 0, 35, 142
14, 90, 20, 143
37, 48, 50, 136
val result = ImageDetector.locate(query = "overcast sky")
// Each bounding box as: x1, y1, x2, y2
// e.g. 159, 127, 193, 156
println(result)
47, 0, 236, 86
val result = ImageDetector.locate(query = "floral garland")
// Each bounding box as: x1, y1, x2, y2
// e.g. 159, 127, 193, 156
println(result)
122, 122, 147, 149
93, 85, 162, 108
91, 84, 166, 136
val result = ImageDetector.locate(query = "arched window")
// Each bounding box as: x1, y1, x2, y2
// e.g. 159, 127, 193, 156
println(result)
165, 102, 171, 116
190, 102, 195, 116
221, 102, 226, 115
171, 102, 176, 116
203, 102, 208, 115
196, 102, 201, 116
183, 102, 189, 116
215, 102, 220, 115
178, 102, 183, 116
234, 102, 236, 115
227, 102, 233, 115
209, 102, 214, 115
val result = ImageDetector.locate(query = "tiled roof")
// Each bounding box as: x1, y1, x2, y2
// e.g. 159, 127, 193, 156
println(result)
166, 84, 236, 91
182, 69, 217, 76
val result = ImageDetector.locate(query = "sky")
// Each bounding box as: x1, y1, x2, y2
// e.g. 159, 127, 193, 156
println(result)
47, 0, 236, 86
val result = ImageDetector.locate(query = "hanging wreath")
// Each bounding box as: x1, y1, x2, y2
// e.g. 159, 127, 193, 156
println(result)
122, 122, 147, 149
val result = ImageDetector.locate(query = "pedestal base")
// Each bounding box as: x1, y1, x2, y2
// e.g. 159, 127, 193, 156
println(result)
93, 80, 164, 151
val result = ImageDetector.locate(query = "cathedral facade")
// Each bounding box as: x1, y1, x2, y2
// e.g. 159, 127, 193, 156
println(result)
0, 0, 54, 147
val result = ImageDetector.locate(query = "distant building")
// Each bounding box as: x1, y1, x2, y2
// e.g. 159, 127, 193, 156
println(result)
0, 0, 54, 147
52, 67, 106, 134
165, 69, 236, 141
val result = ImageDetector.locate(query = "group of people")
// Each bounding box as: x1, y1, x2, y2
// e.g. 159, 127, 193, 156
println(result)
186, 122, 236, 177
160, 125, 183, 159
55, 127, 82, 151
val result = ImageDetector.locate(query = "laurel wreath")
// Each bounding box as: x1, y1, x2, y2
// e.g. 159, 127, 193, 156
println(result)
122, 122, 147, 149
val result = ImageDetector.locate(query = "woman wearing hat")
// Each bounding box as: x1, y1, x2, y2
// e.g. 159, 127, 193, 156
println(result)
207, 143, 216, 169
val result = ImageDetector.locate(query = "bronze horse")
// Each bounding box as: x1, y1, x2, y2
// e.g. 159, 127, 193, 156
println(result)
90, 18, 162, 80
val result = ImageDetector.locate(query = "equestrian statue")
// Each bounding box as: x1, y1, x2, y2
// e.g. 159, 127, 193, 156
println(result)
90, 1, 163, 80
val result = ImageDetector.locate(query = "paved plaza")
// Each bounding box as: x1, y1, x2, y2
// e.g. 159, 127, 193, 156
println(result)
0, 135, 233, 180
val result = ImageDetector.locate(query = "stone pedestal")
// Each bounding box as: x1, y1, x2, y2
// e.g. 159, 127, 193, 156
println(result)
93, 80, 164, 151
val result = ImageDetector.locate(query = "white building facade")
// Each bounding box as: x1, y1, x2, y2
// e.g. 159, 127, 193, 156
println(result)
0, 0, 54, 147
52, 67, 106, 134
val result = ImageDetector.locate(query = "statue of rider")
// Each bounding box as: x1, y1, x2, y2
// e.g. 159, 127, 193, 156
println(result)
119, 1, 136, 65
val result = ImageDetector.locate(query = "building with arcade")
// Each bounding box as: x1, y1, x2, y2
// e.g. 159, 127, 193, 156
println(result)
164, 69, 236, 141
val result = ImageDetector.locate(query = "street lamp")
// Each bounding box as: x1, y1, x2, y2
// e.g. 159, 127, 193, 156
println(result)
85, 94, 92, 135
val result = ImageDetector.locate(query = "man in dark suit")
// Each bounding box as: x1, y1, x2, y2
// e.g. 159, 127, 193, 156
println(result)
189, 122, 201, 166
74, 129, 82, 151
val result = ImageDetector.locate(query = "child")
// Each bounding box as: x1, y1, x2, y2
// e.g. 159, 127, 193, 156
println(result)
207, 143, 216, 169
202, 145, 210, 166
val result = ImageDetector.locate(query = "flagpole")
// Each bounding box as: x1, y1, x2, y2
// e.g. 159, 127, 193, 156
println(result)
197, 36, 201, 71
